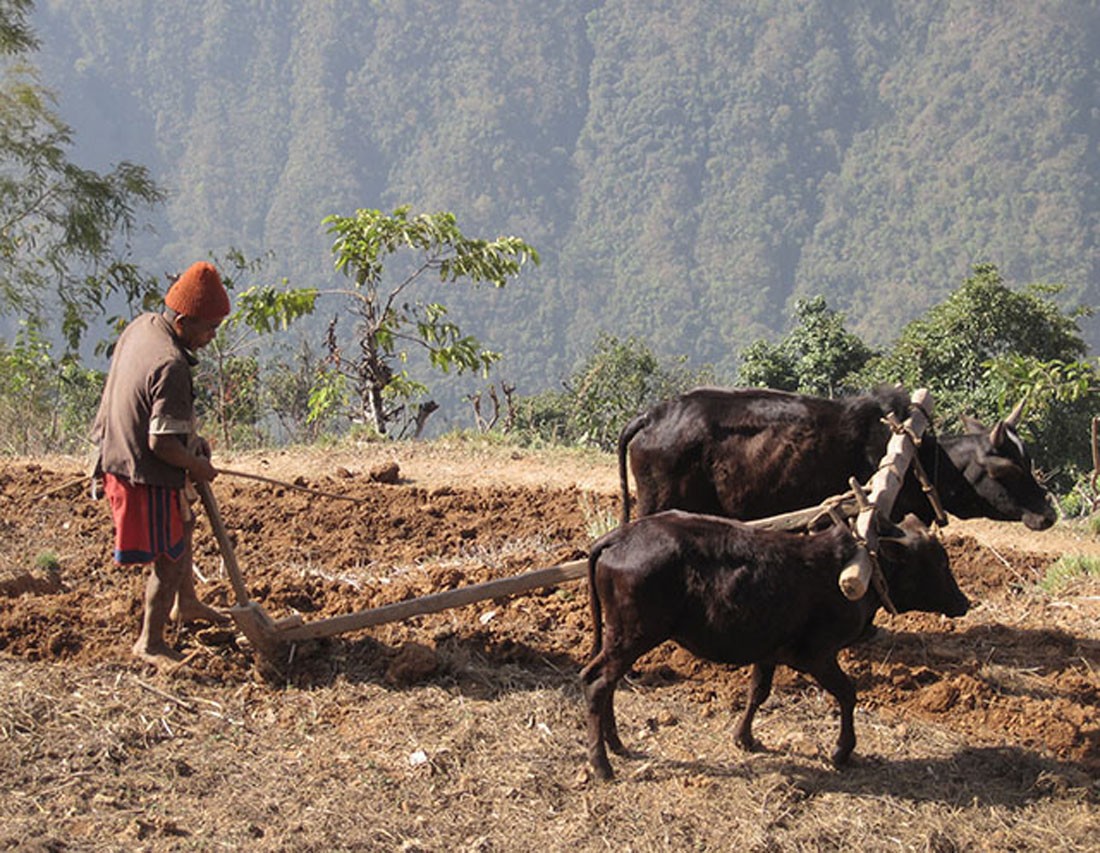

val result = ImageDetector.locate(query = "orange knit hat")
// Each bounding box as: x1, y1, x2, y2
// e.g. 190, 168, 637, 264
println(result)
165, 261, 230, 321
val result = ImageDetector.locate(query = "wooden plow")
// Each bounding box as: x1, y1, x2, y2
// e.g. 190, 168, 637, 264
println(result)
202, 388, 941, 674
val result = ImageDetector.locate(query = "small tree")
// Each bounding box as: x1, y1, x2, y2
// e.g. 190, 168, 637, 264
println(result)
195, 250, 317, 449
564, 334, 675, 450
982, 354, 1099, 492
737, 296, 873, 396
0, 1, 163, 349
0, 319, 102, 454
264, 338, 345, 445
320, 206, 539, 435
513, 334, 712, 450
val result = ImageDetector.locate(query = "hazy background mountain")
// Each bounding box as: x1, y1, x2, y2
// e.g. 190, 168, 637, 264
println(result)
31, 0, 1100, 412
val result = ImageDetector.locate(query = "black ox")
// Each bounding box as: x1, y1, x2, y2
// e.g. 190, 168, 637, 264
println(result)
581, 511, 970, 779
618, 386, 1056, 531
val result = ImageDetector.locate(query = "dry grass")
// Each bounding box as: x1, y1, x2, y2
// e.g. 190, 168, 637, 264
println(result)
2, 644, 1097, 852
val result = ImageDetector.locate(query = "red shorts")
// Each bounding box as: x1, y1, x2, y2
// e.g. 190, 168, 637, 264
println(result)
104, 473, 187, 564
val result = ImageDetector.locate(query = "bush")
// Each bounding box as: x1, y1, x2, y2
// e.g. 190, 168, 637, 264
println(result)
1039, 554, 1100, 595
0, 323, 104, 455
512, 334, 712, 451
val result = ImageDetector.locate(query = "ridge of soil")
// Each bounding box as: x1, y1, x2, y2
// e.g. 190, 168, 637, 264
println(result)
1, 442, 1097, 851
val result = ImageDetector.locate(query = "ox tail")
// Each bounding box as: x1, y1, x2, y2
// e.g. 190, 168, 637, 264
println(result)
617, 411, 650, 526
586, 538, 611, 662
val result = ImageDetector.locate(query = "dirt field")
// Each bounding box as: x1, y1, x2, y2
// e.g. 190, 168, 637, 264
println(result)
1, 440, 1097, 851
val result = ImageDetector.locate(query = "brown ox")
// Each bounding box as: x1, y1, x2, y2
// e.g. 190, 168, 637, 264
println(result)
581, 511, 969, 780
619, 386, 1056, 531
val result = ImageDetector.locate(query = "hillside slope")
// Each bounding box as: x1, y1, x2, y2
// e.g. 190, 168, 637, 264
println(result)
31, 1, 1100, 390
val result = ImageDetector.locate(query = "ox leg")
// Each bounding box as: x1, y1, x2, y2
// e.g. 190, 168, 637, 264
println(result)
580, 652, 621, 780
602, 683, 627, 755
807, 656, 857, 766
735, 662, 775, 752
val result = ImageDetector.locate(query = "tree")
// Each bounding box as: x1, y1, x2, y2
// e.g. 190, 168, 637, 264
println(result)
856, 264, 1094, 492
737, 296, 873, 396
264, 338, 344, 445
194, 250, 317, 450
513, 334, 713, 451
857, 264, 1088, 425
0, 0, 163, 350
319, 206, 539, 435
0, 318, 101, 454
982, 354, 1099, 492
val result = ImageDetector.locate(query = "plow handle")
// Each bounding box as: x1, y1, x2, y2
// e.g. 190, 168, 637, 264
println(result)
196, 480, 252, 607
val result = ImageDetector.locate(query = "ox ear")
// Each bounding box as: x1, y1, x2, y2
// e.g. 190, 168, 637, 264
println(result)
960, 415, 987, 435
876, 514, 930, 544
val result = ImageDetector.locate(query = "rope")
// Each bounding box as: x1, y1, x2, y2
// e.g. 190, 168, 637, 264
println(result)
866, 547, 898, 615
846, 476, 898, 615
877, 408, 948, 526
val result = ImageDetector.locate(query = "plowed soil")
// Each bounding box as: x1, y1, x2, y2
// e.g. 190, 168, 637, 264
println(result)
1, 441, 1097, 851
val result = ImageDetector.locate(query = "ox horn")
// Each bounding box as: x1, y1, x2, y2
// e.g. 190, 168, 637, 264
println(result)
990, 397, 1027, 448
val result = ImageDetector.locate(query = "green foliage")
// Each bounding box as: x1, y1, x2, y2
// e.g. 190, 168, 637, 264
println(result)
982, 354, 1098, 487
733, 269, 1095, 492
1038, 554, 1100, 596
737, 296, 874, 396
856, 264, 1093, 487
1055, 471, 1100, 521
0, 0, 163, 347
263, 339, 347, 444
857, 265, 1087, 421
192, 250, 318, 450
0, 1, 35, 54
319, 206, 539, 436
305, 364, 351, 432
0, 320, 102, 454
33, 550, 60, 572
513, 333, 712, 451
23, 2, 1100, 387
96, 261, 165, 356
6, 5, 1100, 457
510, 389, 572, 448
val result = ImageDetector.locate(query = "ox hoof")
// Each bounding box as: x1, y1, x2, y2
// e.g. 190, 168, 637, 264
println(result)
591, 759, 614, 781
830, 747, 854, 767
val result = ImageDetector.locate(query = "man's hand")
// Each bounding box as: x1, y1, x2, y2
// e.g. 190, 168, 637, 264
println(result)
188, 454, 218, 483
149, 433, 218, 482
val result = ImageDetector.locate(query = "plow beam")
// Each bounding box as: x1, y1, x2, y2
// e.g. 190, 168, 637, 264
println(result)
277, 559, 588, 643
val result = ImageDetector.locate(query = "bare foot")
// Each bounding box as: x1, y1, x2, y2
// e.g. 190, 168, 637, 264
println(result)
170, 599, 231, 625
132, 639, 185, 664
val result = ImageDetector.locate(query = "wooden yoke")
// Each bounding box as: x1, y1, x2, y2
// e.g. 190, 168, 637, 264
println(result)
837, 388, 934, 600
839, 477, 878, 601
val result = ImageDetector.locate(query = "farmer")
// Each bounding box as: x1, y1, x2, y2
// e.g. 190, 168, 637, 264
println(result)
92, 260, 231, 663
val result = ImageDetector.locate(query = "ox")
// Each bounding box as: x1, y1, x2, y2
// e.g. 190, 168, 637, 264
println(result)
581, 511, 969, 779
618, 386, 1056, 531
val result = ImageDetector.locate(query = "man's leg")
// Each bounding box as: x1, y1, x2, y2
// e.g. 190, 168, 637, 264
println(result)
170, 520, 229, 624
133, 551, 188, 662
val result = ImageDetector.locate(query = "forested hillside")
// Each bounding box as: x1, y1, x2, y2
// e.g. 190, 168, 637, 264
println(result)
32, 0, 1100, 391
